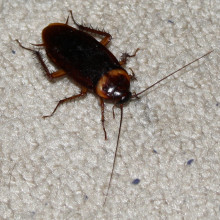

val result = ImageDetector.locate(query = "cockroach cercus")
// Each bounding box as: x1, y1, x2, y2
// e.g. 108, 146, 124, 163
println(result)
16, 10, 213, 205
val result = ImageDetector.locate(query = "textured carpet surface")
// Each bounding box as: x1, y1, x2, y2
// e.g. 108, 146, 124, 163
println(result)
0, 0, 219, 219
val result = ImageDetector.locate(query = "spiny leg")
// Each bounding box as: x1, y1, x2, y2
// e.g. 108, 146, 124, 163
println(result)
100, 98, 107, 140
119, 48, 140, 66
128, 68, 137, 81
120, 49, 139, 81
68, 10, 112, 46
43, 88, 88, 118
16, 40, 66, 80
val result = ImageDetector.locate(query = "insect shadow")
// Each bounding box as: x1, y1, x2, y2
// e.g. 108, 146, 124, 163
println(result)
16, 10, 213, 206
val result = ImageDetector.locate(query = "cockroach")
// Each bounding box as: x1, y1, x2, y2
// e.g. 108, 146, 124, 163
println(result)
16, 10, 213, 205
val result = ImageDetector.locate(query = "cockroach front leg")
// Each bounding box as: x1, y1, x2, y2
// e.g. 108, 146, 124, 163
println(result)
128, 68, 137, 81
119, 48, 139, 66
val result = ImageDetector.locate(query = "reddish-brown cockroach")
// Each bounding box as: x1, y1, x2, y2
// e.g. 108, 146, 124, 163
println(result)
16, 10, 213, 205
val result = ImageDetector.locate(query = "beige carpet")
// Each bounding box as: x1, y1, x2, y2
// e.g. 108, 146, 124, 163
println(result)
0, 0, 219, 219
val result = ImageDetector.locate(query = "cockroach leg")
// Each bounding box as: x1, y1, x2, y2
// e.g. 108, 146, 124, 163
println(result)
43, 88, 87, 118
112, 105, 116, 119
68, 10, 112, 46
119, 48, 139, 66
50, 69, 66, 78
31, 43, 45, 47
128, 68, 137, 81
99, 34, 112, 47
16, 40, 66, 80
100, 98, 107, 140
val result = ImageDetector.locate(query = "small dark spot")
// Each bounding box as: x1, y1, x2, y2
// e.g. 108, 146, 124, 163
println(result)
30, 211, 36, 216
132, 178, 140, 185
168, 20, 174, 24
216, 102, 219, 106
84, 195, 88, 200
187, 159, 194, 165
153, 149, 158, 154
12, 50, 16, 54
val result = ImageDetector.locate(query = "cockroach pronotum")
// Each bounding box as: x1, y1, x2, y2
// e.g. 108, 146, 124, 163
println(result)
16, 10, 213, 205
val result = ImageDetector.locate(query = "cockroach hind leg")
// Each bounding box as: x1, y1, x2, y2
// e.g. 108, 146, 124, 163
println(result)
68, 10, 112, 47
43, 89, 87, 118
16, 39, 54, 80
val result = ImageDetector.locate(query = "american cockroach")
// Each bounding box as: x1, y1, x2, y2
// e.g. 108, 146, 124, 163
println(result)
16, 10, 213, 205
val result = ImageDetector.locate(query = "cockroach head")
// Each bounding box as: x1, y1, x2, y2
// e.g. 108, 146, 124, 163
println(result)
96, 69, 131, 104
